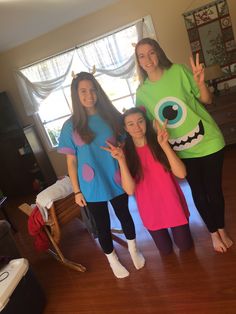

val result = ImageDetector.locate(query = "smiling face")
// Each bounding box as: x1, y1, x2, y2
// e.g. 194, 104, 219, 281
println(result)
124, 112, 147, 140
77, 79, 97, 114
136, 43, 159, 76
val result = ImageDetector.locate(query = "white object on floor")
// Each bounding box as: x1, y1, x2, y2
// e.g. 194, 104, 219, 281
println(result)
0, 258, 29, 311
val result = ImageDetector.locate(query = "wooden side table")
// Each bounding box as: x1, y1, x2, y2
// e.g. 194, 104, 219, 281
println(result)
0, 196, 17, 232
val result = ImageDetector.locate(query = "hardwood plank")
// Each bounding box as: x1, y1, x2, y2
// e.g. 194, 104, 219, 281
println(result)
4, 145, 236, 314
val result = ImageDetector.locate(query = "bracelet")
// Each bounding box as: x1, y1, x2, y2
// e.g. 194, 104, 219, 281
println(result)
74, 191, 82, 195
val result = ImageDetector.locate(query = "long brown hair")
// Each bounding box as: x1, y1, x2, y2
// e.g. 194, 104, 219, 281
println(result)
135, 37, 173, 83
123, 107, 170, 182
71, 72, 122, 143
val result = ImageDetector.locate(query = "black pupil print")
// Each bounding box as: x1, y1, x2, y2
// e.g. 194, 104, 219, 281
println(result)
163, 105, 178, 120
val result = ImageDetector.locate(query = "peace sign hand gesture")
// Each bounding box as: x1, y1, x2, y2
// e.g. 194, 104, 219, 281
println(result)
190, 52, 205, 87
154, 119, 169, 148
101, 141, 125, 162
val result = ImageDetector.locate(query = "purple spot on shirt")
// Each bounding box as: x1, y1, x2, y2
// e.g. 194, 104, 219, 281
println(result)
73, 131, 85, 146
82, 164, 94, 182
114, 169, 121, 185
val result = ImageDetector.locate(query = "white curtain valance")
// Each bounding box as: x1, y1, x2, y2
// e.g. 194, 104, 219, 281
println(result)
76, 20, 145, 79
15, 52, 74, 115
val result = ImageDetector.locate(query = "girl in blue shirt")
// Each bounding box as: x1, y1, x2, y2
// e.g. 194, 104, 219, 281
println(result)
58, 72, 144, 278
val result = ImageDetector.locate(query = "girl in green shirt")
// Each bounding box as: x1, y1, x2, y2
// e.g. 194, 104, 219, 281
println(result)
135, 37, 233, 253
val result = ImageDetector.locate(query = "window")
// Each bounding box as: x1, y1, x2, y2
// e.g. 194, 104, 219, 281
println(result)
19, 16, 155, 149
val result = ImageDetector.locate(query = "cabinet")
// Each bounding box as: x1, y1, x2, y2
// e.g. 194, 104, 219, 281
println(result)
206, 87, 236, 145
0, 92, 57, 197
0, 129, 32, 197
23, 125, 57, 188
0, 127, 57, 197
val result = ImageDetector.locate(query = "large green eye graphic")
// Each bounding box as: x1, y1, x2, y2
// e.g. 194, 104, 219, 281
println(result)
154, 97, 187, 128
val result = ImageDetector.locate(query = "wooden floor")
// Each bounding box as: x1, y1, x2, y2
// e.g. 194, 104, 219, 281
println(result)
4, 145, 236, 314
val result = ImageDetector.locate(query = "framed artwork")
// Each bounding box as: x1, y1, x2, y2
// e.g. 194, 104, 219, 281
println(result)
183, 0, 236, 81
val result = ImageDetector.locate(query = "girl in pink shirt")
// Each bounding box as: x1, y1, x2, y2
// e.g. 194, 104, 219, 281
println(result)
103, 107, 193, 255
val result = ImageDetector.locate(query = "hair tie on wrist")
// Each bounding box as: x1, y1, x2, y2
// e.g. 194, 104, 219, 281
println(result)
74, 191, 82, 195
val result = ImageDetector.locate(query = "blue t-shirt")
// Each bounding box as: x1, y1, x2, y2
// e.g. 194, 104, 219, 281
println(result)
57, 115, 124, 202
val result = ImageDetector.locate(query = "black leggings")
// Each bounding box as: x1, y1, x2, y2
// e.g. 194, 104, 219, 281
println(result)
148, 224, 193, 255
87, 193, 135, 254
182, 149, 225, 233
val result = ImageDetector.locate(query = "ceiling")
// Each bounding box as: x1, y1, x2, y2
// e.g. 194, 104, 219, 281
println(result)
0, 0, 118, 53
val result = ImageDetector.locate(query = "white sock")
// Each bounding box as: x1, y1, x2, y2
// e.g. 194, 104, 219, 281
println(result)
127, 239, 145, 270
105, 250, 129, 279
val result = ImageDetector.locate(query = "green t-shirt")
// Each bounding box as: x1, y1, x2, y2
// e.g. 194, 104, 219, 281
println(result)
136, 63, 225, 158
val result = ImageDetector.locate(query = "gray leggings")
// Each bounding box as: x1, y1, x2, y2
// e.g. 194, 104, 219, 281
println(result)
148, 224, 193, 255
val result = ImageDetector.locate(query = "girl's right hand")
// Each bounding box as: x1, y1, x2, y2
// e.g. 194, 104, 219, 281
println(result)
190, 52, 205, 87
75, 192, 87, 207
154, 119, 169, 147
101, 141, 125, 162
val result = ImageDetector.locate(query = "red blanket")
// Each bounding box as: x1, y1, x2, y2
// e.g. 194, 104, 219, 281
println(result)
28, 206, 50, 251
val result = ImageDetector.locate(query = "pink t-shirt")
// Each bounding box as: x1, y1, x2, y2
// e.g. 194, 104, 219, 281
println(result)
135, 145, 189, 231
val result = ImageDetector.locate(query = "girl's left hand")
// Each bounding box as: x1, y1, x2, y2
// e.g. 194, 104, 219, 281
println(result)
154, 119, 169, 146
101, 141, 125, 161
190, 52, 205, 86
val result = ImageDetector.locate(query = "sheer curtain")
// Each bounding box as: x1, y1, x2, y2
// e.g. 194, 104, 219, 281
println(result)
15, 51, 75, 116
76, 20, 145, 79
15, 18, 152, 116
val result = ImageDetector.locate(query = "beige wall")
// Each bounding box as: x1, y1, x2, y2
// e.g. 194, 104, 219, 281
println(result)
0, 0, 236, 176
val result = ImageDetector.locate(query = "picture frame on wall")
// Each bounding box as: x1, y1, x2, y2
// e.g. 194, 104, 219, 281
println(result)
183, 0, 236, 83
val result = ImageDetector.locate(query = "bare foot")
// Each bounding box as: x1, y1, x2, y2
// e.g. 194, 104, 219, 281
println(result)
218, 229, 233, 248
210, 232, 227, 253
